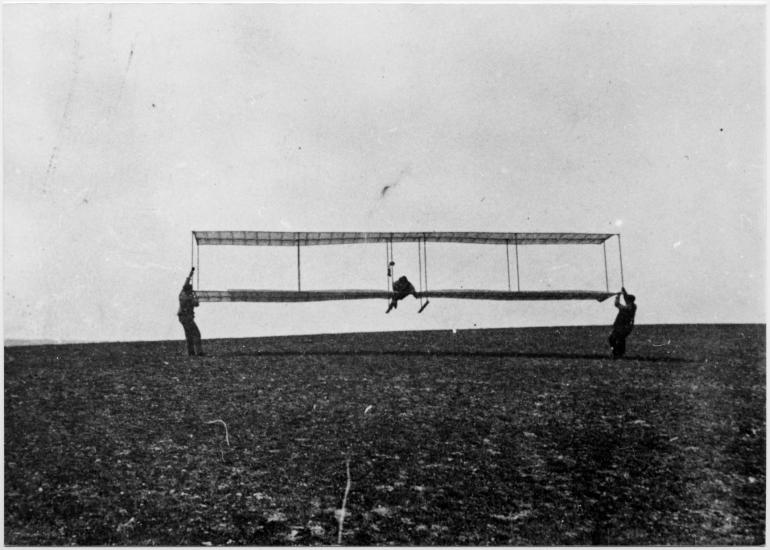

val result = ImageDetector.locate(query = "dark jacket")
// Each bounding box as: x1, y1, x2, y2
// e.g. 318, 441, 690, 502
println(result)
178, 291, 199, 320
393, 276, 415, 295
613, 293, 636, 331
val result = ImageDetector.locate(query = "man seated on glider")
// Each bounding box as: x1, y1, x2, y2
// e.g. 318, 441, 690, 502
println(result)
608, 287, 636, 359
178, 267, 204, 356
386, 275, 417, 313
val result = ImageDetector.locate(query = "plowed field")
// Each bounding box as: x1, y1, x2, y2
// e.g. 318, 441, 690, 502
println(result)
4, 324, 765, 545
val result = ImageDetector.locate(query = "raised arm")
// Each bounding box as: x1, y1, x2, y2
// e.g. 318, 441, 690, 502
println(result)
616, 287, 634, 308
183, 267, 195, 287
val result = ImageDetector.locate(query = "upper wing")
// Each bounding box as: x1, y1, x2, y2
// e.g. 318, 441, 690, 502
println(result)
193, 231, 615, 246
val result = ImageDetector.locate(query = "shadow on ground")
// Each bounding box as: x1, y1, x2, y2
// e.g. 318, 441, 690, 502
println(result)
220, 349, 685, 363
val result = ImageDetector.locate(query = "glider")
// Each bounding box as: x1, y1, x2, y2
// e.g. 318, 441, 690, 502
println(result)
188, 231, 625, 311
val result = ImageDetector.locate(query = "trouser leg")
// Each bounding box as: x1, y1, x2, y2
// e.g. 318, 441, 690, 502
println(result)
609, 330, 627, 358
184, 326, 196, 355
191, 322, 203, 355
609, 331, 620, 358
180, 319, 196, 355
616, 335, 626, 357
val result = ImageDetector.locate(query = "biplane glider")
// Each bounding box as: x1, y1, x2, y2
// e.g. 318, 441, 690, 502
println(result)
189, 231, 625, 312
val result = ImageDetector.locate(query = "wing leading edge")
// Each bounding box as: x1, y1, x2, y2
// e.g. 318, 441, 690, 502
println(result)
193, 231, 615, 246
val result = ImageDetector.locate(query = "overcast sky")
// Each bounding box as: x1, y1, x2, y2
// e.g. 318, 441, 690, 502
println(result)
3, 3, 765, 342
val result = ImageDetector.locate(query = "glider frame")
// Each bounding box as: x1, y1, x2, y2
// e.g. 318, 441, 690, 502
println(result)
189, 231, 624, 305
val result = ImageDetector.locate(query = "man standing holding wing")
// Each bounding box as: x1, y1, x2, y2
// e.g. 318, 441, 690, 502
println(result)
178, 267, 204, 356
609, 287, 637, 359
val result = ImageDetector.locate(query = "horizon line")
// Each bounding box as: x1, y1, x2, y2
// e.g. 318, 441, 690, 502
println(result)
4, 322, 765, 348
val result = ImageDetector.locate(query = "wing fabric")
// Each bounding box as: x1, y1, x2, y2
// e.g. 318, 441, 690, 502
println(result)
193, 231, 615, 246
196, 289, 614, 302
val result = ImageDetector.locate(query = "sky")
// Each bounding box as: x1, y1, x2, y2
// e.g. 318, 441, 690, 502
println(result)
3, 3, 765, 342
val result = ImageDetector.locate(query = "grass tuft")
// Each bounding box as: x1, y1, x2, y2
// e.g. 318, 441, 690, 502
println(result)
337, 457, 352, 545
205, 419, 230, 447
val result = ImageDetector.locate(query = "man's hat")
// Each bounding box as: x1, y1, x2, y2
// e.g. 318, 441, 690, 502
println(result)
626, 294, 636, 302
183, 283, 193, 292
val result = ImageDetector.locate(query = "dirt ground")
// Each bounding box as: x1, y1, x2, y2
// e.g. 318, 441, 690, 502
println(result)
4, 324, 765, 545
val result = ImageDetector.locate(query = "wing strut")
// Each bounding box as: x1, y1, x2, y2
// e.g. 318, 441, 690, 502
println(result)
191, 232, 195, 281
384, 241, 389, 303
514, 233, 520, 291
191, 231, 200, 289
296, 236, 301, 291
603, 241, 609, 292
505, 239, 511, 290
417, 235, 430, 313
385, 236, 396, 306
617, 233, 625, 288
